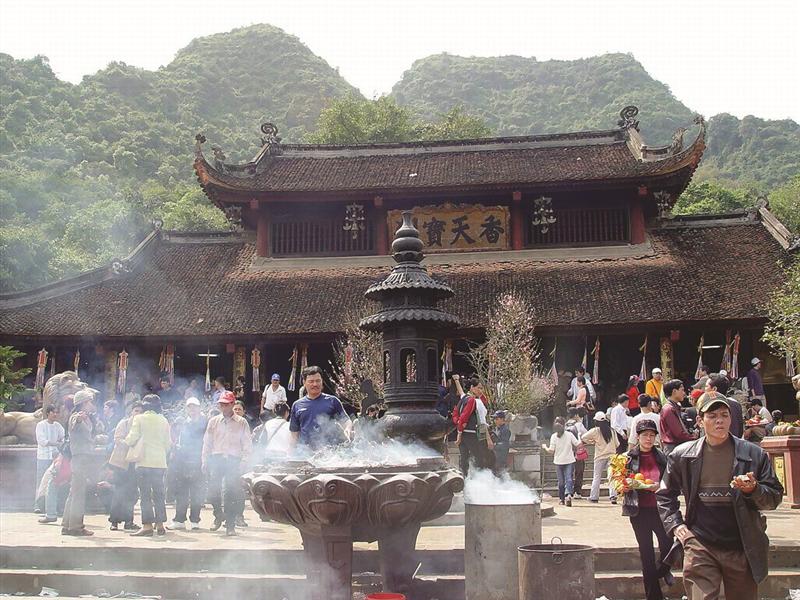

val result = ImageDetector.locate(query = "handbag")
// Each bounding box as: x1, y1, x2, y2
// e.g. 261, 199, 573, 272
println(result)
125, 436, 145, 464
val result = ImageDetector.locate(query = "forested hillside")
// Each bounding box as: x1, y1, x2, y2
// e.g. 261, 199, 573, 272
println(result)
1, 24, 798, 292
392, 53, 800, 189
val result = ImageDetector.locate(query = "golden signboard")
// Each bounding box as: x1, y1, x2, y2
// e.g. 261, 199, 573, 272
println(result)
774, 456, 786, 490
388, 204, 510, 252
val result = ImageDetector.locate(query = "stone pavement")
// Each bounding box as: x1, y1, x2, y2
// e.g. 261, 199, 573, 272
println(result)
1, 498, 798, 550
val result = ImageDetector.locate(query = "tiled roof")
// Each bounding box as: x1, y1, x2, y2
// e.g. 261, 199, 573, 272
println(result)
0, 221, 786, 339
195, 124, 705, 196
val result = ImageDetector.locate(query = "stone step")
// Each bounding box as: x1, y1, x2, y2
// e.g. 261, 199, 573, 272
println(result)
2, 567, 797, 600
4, 543, 797, 575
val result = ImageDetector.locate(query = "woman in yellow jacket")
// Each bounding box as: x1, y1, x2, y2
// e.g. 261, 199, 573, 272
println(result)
125, 394, 172, 536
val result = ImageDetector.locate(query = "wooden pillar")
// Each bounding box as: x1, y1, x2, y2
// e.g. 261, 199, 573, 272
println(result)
511, 191, 524, 251
374, 196, 388, 255
256, 211, 270, 257
630, 199, 646, 245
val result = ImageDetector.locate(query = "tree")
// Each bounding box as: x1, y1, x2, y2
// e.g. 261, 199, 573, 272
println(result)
306, 95, 421, 144
769, 174, 800, 233
763, 258, 800, 373
328, 308, 384, 412
0, 346, 32, 410
465, 292, 555, 415
673, 180, 753, 215
420, 106, 492, 140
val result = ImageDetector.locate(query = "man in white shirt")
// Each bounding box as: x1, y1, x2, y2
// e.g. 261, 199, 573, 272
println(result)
610, 394, 630, 449
628, 396, 661, 446
261, 373, 287, 418
567, 367, 596, 402
35, 406, 65, 512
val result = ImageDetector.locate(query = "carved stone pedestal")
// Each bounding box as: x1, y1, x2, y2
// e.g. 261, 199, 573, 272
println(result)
761, 435, 800, 509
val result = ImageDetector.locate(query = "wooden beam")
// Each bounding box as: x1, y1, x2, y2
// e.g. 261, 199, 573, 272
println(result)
630, 199, 645, 244
511, 191, 524, 250
256, 211, 270, 257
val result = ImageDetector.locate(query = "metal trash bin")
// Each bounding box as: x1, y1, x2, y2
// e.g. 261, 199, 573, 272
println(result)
518, 537, 595, 600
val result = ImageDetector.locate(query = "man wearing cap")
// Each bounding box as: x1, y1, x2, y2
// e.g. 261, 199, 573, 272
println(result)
704, 374, 744, 438
62, 389, 97, 536
746, 358, 766, 407
261, 373, 287, 418
202, 390, 252, 536
659, 379, 696, 455
658, 392, 783, 600
645, 368, 664, 402
171, 397, 207, 531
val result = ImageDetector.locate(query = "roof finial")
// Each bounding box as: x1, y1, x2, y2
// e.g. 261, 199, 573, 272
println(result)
391, 211, 424, 264
618, 106, 640, 131
260, 122, 283, 156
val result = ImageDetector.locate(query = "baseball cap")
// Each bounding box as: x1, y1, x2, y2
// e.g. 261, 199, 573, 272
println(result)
750, 357, 761, 366
635, 419, 659, 434
73, 389, 95, 406
696, 392, 729, 414
492, 410, 507, 419
271, 373, 280, 380
652, 368, 662, 374
218, 390, 236, 404
690, 389, 704, 401
185, 397, 200, 407
593, 411, 607, 422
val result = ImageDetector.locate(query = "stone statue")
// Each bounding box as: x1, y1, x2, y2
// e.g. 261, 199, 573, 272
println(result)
42, 371, 85, 425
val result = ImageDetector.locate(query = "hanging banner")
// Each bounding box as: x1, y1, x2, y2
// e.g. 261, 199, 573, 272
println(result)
117, 350, 128, 394
159, 344, 175, 384
204, 349, 212, 392
49, 352, 56, 379
660, 337, 674, 380
550, 339, 559, 386
388, 203, 510, 252
344, 344, 354, 384
300, 344, 308, 372
287, 345, 299, 392
251, 347, 262, 392
694, 335, 705, 380
73, 349, 80, 378
233, 346, 246, 389
787, 353, 797, 378
638, 337, 648, 381
580, 338, 588, 371
591, 337, 600, 385
35, 348, 48, 392
731, 332, 741, 380
441, 340, 453, 385
721, 330, 732, 373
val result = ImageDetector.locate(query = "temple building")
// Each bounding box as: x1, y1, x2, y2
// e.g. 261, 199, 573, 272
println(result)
1, 107, 797, 414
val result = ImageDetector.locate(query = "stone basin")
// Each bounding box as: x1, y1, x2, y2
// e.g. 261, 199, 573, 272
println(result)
244, 457, 463, 599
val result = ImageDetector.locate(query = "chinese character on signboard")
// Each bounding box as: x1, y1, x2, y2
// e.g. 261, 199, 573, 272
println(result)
388, 204, 509, 252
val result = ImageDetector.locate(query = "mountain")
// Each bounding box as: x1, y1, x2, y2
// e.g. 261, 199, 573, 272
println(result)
391, 53, 800, 188
1, 25, 797, 293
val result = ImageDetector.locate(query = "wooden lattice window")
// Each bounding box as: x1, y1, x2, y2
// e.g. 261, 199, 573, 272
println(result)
527, 207, 630, 246
270, 219, 375, 257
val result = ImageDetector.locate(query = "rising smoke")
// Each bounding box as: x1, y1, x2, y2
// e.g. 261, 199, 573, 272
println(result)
463, 468, 539, 505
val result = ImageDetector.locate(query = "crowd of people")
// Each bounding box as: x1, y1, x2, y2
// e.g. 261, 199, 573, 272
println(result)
528, 360, 785, 600
33, 366, 375, 538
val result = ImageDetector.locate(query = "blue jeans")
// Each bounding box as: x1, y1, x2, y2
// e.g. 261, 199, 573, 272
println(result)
555, 463, 575, 502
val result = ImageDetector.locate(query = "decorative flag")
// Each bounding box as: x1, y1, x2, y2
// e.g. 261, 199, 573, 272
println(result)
441, 340, 453, 385
117, 350, 129, 394
786, 353, 797, 378
344, 344, 354, 384
35, 348, 48, 391
550, 339, 559, 386
287, 345, 299, 392
73, 349, 80, 378
204, 349, 211, 392
580, 338, 588, 371
159, 344, 175, 384
638, 337, 648, 381
591, 337, 600, 385
251, 347, 261, 392
721, 330, 732, 373
300, 344, 308, 372
730, 332, 741, 380
694, 335, 705, 380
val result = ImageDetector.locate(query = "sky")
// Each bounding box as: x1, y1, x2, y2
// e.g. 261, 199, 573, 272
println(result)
1, 0, 798, 122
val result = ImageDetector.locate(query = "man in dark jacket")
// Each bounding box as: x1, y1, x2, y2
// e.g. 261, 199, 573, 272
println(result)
657, 392, 783, 599
659, 379, 695, 454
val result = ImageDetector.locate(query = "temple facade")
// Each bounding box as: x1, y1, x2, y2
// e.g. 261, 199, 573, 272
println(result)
1, 107, 797, 414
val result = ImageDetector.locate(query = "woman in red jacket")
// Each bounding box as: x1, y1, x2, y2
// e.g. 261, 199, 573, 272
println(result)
626, 375, 641, 417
